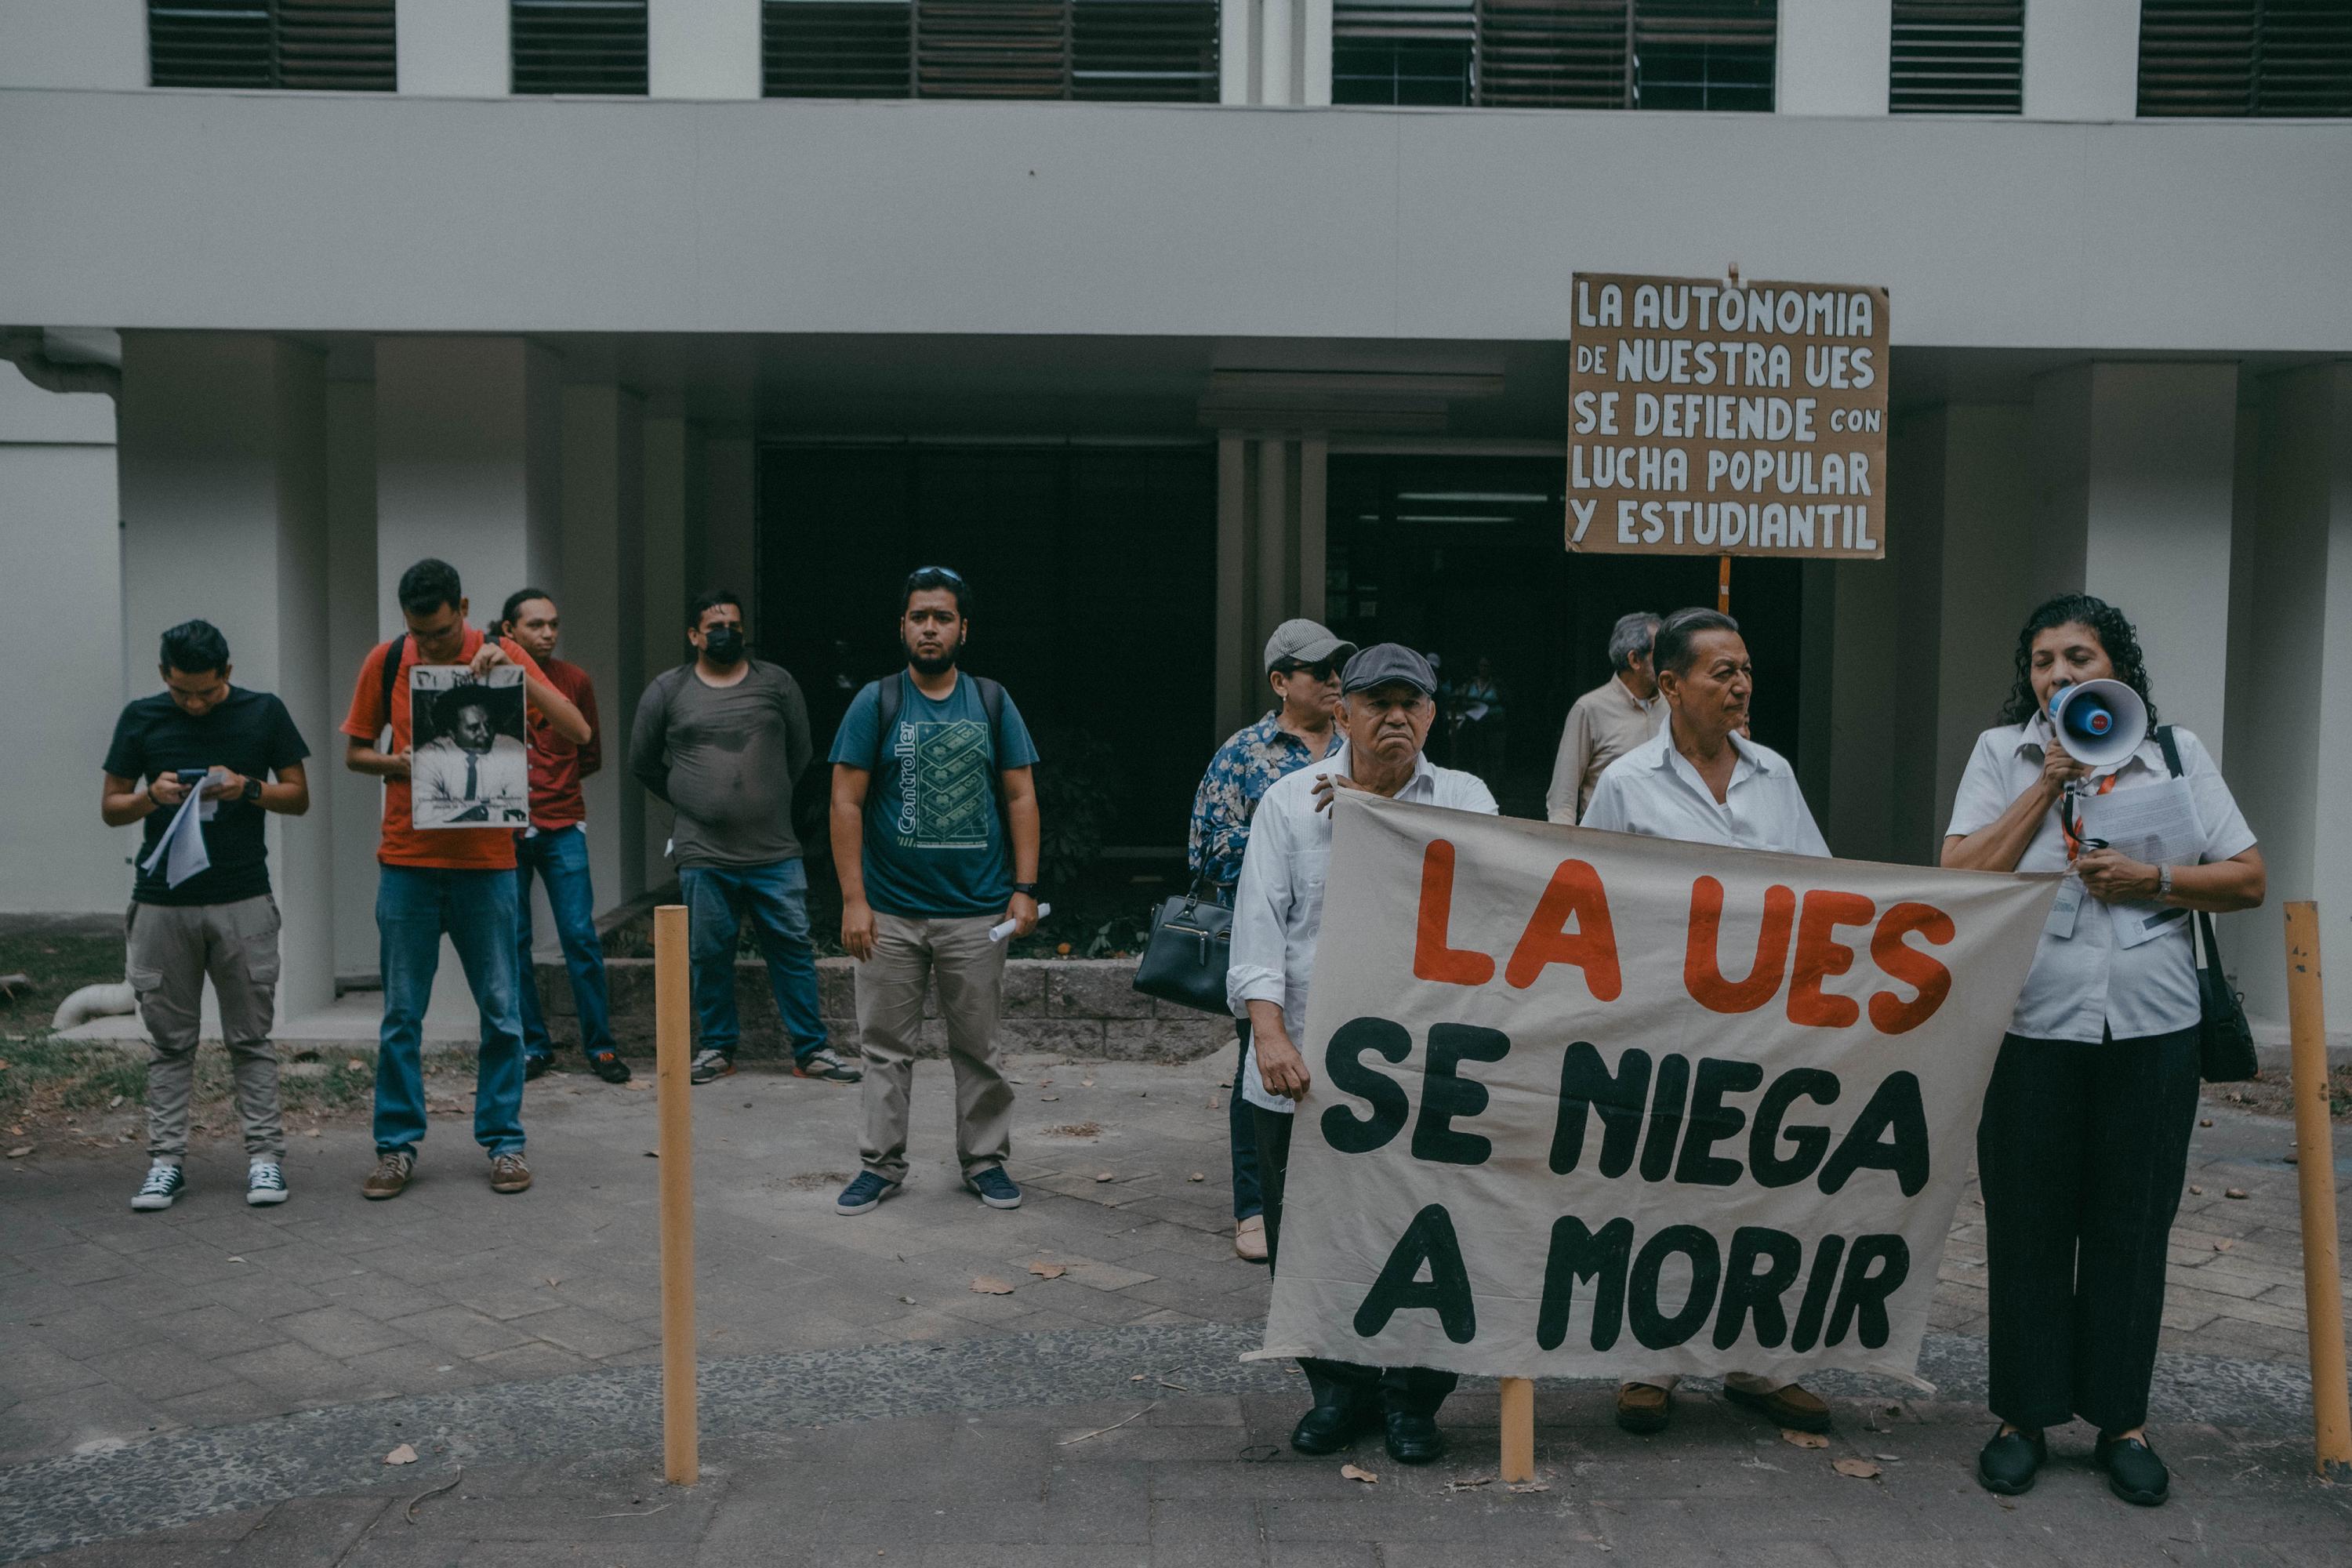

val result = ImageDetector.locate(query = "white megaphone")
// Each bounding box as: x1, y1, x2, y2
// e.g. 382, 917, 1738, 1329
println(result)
2047, 677, 2147, 768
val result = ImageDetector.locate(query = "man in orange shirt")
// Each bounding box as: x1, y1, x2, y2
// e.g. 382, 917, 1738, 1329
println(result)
342, 559, 590, 1200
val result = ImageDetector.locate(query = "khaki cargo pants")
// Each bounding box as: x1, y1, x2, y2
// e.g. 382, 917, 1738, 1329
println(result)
854, 912, 1012, 1185
127, 895, 285, 1163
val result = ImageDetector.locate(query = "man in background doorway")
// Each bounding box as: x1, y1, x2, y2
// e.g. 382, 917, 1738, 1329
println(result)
1186, 617, 1356, 1262
630, 590, 856, 1088
498, 589, 628, 1085
1546, 611, 1663, 825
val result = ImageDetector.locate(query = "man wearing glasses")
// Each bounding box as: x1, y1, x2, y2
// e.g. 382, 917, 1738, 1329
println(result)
1185, 619, 1356, 1262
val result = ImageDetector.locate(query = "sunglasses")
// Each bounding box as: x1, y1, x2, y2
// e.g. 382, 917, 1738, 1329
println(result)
910, 565, 965, 583
1275, 660, 1339, 681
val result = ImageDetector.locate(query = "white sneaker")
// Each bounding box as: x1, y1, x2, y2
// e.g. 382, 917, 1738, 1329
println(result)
131, 1161, 185, 1210
246, 1161, 289, 1206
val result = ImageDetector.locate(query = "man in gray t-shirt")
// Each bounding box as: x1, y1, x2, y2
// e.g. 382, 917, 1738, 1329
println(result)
630, 590, 861, 1087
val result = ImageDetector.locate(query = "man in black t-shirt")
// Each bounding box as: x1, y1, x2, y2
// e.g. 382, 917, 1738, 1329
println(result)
100, 620, 311, 1212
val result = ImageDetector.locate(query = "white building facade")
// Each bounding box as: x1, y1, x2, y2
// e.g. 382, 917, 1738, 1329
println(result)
2, 0, 2348, 1033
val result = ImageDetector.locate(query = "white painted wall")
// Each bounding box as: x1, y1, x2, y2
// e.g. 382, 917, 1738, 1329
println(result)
649, 0, 760, 99
2024, 0, 2141, 121
397, 0, 509, 96
1778, 0, 1890, 116
637, 413, 689, 895
10, 94, 2345, 350
325, 379, 383, 982
0, 365, 122, 913
0, 0, 143, 90
558, 383, 646, 916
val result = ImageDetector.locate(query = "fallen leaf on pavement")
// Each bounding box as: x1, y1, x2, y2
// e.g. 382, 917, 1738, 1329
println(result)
384, 1443, 419, 1465
1832, 1459, 1882, 1480
2198, 1117, 2214, 1127
1508, 1482, 1552, 1494
2225, 1188, 2249, 1200
1207, 1096, 1221, 1110
1341, 1464, 1377, 1485
1094, 1171, 1115, 1182
347, 1059, 365, 1072
1446, 1475, 1494, 1491
2212, 1238, 2234, 1252
1081, 1078, 1095, 1087
623, 1080, 651, 1091
304, 1128, 321, 1138
5, 1147, 31, 1159
107, 1094, 123, 1109
971, 1276, 1016, 1295
2189, 1185, 2204, 1196
1188, 1172, 1205, 1182
1027, 1261, 1067, 1279
545, 1276, 561, 1288
1780, 1429, 1829, 1449
897, 1295, 917, 1305
1040, 1094, 1061, 1102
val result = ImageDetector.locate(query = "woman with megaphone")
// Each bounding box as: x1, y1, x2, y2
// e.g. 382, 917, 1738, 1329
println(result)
1943, 593, 2265, 1509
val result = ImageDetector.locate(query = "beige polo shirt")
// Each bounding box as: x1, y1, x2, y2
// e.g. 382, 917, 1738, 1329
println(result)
1545, 673, 1663, 823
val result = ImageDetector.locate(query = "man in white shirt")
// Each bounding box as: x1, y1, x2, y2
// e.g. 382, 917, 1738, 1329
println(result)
1229, 644, 1498, 1467
1581, 607, 1835, 1439
1546, 611, 1664, 824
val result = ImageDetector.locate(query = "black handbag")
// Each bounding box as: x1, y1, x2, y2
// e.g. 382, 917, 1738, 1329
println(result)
2150, 726, 2259, 1083
1132, 882, 1234, 1014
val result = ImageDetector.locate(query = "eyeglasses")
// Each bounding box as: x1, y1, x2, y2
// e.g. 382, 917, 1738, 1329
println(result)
1275, 661, 1339, 681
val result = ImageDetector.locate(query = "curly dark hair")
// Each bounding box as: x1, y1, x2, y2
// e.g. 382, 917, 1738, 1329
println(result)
1998, 593, 2159, 728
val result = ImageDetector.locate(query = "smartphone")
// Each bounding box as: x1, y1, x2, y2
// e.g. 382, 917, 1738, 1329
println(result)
176, 768, 210, 786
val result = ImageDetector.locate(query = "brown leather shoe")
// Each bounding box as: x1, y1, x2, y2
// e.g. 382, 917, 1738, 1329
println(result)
1615, 1381, 1671, 1434
1726, 1380, 1833, 1433
489, 1152, 532, 1194
361, 1151, 413, 1201
1235, 1215, 1268, 1264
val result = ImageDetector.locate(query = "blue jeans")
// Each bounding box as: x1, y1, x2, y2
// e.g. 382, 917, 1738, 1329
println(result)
514, 827, 615, 1061
680, 859, 829, 1062
375, 864, 527, 1158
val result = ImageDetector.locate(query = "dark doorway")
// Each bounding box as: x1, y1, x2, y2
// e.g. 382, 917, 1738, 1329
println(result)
756, 444, 1218, 850
1325, 455, 1806, 817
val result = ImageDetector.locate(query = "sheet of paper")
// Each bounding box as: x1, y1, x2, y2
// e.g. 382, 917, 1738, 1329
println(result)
140, 786, 210, 889
2082, 779, 2203, 867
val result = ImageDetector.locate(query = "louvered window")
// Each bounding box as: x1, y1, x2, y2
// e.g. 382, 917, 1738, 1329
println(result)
1889, 0, 2021, 113
2138, 0, 2352, 117
1334, 0, 1772, 109
148, 0, 395, 90
1333, 0, 1475, 105
512, 0, 648, 94
762, 0, 1215, 100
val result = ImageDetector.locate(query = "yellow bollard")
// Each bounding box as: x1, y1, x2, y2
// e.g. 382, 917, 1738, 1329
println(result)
2284, 901, 2350, 1483
655, 905, 699, 1486
1499, 1376, 1536, 1483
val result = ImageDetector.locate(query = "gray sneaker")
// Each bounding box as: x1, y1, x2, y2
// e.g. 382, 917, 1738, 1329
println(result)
793, 1047, 862, 1084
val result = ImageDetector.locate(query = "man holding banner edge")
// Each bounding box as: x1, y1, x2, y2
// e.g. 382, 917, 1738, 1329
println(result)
1229, 643, 1498, 1465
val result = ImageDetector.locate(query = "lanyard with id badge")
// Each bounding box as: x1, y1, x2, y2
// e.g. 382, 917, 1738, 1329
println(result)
2053, 770, 2202, 946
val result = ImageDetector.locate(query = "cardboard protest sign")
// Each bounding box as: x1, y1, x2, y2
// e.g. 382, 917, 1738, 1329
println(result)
408, 665, 529, 829
1254, 795, 2054, 1384
1567, 273, 1890, 559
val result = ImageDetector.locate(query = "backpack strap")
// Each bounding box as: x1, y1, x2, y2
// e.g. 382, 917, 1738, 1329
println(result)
865, 672, 1013, 818
2154, 724, 2183, 779
376, 633, 407, 746
867, 673, 903, 773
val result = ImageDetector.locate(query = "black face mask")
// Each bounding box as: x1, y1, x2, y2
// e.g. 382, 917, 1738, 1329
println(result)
702, 625, 745, 666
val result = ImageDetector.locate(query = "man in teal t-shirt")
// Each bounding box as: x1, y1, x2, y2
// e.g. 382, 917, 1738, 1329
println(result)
827, 567, 1041, 1218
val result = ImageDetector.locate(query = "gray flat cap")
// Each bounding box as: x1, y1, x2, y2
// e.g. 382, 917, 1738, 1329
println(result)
1341, 643, 1438, 697
1263, 618, 1357, 672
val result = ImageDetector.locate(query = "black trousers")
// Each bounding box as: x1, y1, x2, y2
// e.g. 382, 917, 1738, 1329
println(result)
1975, 1025, 2201, 1434
1252, 1104, 1458, 1419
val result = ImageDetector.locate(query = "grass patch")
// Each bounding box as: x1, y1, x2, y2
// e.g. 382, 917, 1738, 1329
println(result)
0, 929, 125, 1037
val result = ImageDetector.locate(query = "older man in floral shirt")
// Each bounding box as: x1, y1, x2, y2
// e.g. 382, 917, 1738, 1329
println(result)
1186, 618, 1356, 1261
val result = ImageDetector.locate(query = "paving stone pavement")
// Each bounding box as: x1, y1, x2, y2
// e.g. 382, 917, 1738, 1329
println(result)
2, 1052, 2348, 1563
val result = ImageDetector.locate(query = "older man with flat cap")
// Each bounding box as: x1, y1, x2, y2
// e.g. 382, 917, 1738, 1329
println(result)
1189, 618, 1356, 1261
1228, 643, 1497, 1465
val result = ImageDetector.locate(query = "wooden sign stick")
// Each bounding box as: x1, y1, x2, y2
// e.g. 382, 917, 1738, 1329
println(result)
2285, 902, 2351, 1481
655, 904, 700, 1486
1500, 1377, 1536, 1483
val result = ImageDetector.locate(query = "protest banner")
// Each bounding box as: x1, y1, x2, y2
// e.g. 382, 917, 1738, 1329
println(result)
1567, 272, 1890, 560
1254, 793, 2055, 1385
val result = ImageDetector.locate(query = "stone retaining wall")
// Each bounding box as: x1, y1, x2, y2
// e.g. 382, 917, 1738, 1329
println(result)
535, 955, 1229, 1063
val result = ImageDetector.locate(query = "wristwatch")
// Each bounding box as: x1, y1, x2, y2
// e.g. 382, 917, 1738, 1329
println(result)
2155, 864, 2173, 902
1011, 882, 1040, 898
241, 776, 263, 806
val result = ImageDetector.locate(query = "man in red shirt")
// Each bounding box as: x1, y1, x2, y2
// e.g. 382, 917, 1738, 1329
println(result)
342, 559, 590, 1201
497, 589, 629, 1085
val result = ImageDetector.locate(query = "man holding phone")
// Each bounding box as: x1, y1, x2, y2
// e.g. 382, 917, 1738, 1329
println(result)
100, 620, 311, 1211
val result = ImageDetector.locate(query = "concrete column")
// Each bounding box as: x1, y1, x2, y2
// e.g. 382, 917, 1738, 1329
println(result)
325, 377, 382, 983
0, 364, 122, 913
1214, 431, 1327, 738
0, 0, 144, 89
1777, 0, 1890, 116
2023, 0, 2139, 121
2033, 362, 2240, 759
638, 412, 691, 894
1219, 0, 1330, 105
117, 334, 337, 1018
2222, 364, 2352, 1033
397, 0, 510, 96
649, 0, 760, 98
559, 383, 646, 916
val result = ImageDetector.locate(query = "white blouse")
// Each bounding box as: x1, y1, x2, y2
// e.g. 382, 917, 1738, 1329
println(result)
1946, 719, 2256, 1044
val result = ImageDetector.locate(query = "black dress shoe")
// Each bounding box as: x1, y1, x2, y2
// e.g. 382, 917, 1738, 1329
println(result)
1976, 1425, 2046, 1495
1383, 1410, 1445, 1465
1290, 1399, 1372, 1455
523, 1054, 551, 1082
2095, 1432, 2169, 1506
